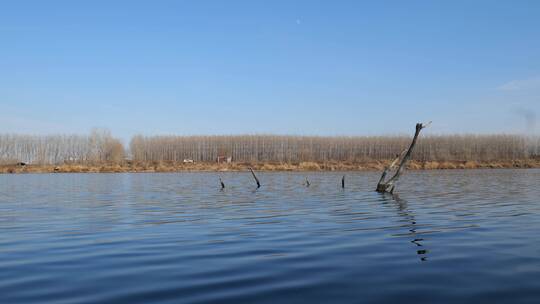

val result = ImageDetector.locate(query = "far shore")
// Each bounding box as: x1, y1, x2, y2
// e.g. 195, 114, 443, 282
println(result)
2, 160, 540, 174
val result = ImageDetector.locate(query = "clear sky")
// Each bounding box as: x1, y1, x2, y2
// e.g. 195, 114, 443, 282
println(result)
1, 0, 539, 140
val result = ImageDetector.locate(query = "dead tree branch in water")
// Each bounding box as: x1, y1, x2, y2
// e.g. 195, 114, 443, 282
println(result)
341, 175, 345, 188
219, 177, 225, 189
249, 167, 261, 188
376, 122, 430, 194
305, 177, 310, 187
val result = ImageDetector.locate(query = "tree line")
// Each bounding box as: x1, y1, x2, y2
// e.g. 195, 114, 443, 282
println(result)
1, 132, 539, 165
0, 129, 123, 165
130, 134, 539, 163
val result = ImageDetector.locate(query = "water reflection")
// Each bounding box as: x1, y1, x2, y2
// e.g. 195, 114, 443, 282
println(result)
2, 170, 540, 304
381, 193, 429, 262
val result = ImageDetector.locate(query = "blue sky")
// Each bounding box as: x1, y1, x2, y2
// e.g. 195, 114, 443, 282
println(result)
1, 0, 539, 140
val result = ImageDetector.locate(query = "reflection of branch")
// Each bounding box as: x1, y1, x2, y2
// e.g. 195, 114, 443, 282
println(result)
385, 193, 429, 262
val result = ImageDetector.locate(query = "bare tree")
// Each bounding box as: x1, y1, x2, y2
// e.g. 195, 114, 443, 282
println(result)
0, 130, 124, 165
128, 133, 532, 164
1, 130, 536, 167
376, 122, 430, 194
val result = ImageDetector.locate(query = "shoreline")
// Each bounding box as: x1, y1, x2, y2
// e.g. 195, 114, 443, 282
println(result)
2, 160, 540, 174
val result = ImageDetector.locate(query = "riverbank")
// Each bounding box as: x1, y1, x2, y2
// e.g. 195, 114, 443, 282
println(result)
2, 159, 540, 173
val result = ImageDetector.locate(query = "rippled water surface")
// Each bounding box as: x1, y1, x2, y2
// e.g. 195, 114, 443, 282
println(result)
1, 170, 540, 303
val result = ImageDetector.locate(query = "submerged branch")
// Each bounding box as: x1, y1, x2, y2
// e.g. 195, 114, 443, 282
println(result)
219, 177, 225, 189
376, 122, 430, 193
249, 167, 261, 188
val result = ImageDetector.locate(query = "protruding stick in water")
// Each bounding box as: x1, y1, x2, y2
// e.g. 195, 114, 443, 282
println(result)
342, 175, 345, 188
376, 122, 430, 193
249, 167, 261, 188
305, 177, 310, 187
219, 177, 225, 189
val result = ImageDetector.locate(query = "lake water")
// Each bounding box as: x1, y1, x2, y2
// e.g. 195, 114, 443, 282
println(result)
1, 170, 540, 303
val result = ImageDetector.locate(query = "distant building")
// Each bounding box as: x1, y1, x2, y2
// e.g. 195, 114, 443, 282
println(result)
216, 156, 232, 163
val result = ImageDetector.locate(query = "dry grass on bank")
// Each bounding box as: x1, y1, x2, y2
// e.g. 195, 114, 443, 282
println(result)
2, 159, 540, 174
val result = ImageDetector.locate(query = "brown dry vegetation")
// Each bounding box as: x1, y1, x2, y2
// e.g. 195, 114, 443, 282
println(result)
2, 159, 540, 174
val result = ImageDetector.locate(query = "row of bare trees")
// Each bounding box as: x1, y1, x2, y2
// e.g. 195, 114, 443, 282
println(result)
0, 129, 124, 165
130, 134, 539, 163
1, 132, 539, 165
